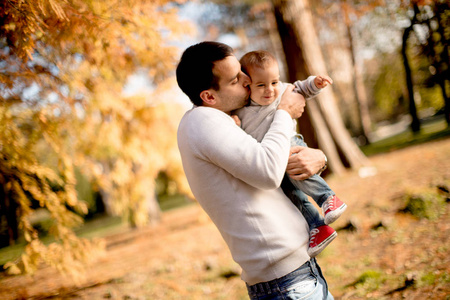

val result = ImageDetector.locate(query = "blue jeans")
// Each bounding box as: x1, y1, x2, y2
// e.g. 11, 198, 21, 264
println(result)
246, 258, 334, 300
284, 135, 335, 229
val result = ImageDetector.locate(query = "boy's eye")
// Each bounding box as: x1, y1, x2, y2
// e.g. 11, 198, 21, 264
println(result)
272, 81, 279, 85
257, 84, 264, 88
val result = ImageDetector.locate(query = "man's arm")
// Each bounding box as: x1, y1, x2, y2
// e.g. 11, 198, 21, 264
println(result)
191, 108, 290, 190
192, 85, 306, 190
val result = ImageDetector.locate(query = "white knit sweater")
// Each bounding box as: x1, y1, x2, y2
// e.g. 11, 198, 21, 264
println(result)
177, 106, 309, 285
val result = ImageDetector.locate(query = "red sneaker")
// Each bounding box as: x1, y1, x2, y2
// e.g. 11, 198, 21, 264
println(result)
307, 225, 337, 257
322, 195, 347, 225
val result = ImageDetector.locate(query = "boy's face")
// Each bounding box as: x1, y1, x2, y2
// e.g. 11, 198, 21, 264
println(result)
247, 61, 281, 106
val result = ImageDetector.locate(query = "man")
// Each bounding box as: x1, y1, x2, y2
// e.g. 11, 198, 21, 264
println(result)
176, 41, 334, 299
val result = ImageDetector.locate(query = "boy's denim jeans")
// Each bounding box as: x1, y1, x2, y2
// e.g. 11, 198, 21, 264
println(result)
246, 258, 334, 300
282, 135, 334, 229
289, 135, 334, 207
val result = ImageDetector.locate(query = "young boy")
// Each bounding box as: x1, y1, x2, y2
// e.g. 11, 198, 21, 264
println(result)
234, 50, 347, 257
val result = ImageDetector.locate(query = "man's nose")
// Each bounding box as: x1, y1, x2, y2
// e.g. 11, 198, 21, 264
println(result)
241, 72, 251, 87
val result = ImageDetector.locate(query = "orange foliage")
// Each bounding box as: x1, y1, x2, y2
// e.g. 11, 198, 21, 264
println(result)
0, 0, 194, 276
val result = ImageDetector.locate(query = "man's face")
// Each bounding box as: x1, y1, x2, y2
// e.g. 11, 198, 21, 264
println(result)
247, 62, 281, 106
211, 55, 251, 114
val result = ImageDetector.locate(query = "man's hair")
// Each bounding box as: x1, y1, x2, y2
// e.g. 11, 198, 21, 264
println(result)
239, 50, 277, 75
176, 41, 234, 106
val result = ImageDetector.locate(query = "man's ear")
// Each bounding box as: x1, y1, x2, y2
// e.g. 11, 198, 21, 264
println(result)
200, 90, 217, 106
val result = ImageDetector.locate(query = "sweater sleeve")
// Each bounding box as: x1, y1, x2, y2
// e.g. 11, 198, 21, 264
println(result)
189, 107, 292, 190
293, 76, 321, 99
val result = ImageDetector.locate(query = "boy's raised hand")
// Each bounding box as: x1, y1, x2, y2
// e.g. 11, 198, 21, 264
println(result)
314, 75, 333, 89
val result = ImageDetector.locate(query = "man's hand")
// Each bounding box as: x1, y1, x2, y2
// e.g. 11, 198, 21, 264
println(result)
314, 75, 333, 89
286, 146, 327, 180
277, 84, 306, 119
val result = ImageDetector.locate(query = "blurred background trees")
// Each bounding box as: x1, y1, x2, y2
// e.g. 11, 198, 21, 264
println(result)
0, 0, 448, 276
271, 0, 369, 174
400, 0, 449, 132
192, 0, 448, 167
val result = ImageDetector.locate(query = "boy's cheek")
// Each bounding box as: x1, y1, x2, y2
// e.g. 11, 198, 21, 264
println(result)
274, 89, 280, 99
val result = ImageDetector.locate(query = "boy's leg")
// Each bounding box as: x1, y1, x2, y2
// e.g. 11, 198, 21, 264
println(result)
289, 174, 334, 207
281, 174, 324, 229
290, 134, 347, 224
281, 175, 337, 257
290, 133, 334, 206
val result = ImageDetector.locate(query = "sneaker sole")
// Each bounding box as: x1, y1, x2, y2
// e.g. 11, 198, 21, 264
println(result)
307, 231, 338, 257
324, 203, 347, 225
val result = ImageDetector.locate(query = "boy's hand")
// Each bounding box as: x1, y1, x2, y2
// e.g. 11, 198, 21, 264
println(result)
314, 75, 333, 89
231, 115, 241, 127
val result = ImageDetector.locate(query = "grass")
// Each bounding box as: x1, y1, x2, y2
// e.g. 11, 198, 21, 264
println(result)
347, 269, 385, 291
400, 189, 448, 220
158, 194, 194, 212
0, 195, 193, 268
0, 215, 126, 267
361, 116, 450, 156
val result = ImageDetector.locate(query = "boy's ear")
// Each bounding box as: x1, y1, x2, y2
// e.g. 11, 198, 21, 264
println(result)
200, 89, 217, 106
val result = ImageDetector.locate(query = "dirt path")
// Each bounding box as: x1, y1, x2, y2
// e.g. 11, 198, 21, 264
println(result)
1, 138, 449, 300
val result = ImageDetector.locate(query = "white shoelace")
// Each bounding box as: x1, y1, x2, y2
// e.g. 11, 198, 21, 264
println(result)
322, 197, 334, 212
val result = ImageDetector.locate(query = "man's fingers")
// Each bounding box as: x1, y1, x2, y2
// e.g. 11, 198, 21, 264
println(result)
289, 145, 306, 156
285, 84, 295, 93
286, 166, 302, 175
289, 173, 310, 181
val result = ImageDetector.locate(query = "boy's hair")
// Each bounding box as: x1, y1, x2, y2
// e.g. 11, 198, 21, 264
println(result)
239, 50, 277, 75
176, 41, 234, 106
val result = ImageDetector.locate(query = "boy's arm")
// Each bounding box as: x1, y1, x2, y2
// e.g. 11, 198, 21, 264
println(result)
293, 75, 333, 99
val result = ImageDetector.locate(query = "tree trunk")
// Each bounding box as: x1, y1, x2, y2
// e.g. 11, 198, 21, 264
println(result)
0, 178, 19, 247
401, 26, 421, 133
401, 5, 421, 133
145, 186, 161, 226
272, 0, 368, 174
345, 22, 372, 144
99, 187, 115, 216
434, 2, 450, 126
424, 13, 449, 125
